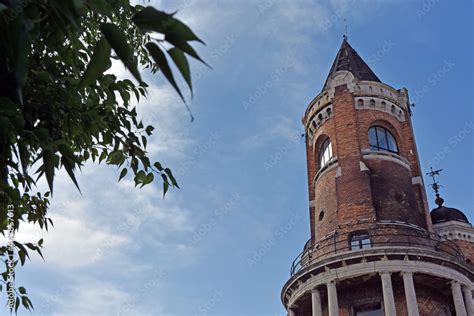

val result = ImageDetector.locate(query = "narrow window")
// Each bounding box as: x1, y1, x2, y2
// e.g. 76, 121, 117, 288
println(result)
381, 101, 386, 109
368, 126, 399, 154
369, 99, 375, 107
326, 107, 332, 117
358, 99, 364, 107
318, 138, 333, 169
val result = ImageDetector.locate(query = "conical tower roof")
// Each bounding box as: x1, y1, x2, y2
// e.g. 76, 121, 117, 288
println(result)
322, 38, 380, 91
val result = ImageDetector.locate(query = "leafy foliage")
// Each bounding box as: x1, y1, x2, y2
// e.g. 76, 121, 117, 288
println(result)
0, 0, 205, 312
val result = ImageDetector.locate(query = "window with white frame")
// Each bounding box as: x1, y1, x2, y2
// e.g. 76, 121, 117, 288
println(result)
318, 138, 333, 169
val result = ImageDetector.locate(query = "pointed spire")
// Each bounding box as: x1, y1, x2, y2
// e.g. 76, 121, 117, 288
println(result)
322, 38, 380, 91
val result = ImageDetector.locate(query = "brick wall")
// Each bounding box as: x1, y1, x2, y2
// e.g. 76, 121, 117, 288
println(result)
453, 239, 474, 265
306, 82, 431, 243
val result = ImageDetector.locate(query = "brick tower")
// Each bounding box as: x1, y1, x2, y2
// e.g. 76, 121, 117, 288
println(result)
281, 39, 474, 316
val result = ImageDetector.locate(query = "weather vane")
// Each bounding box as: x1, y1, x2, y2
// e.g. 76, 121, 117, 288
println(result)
343, 18, 348, 40
426, 167, 444, 206
426, 167, 442, 194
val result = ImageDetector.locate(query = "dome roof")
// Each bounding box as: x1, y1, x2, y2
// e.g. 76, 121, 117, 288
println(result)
431, 206, 469, 224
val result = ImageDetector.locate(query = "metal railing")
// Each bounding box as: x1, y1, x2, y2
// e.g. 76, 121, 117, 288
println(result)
290, 225, 465, 276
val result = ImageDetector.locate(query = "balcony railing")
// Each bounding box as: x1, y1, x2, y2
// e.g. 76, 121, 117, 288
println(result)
290, 224, 465, 276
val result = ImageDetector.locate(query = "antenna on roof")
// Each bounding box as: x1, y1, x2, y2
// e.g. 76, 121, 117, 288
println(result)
343, 18, 348, 40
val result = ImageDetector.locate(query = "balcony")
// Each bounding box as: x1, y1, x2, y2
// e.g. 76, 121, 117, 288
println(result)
290, 223, 465, 276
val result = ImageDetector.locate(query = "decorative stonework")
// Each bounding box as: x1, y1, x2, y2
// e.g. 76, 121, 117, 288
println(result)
361, 149, 411, 171
433, 221, 474, 242
306, 104, 334, 142
283, 252, 473, 310
354, 96, 405, 122
303, 79, 409, 130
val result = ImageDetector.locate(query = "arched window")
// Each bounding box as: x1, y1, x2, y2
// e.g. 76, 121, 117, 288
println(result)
369, 99, 375, 107
318, 138, 333, 169
368, 126, 399, 154
357, 99, 364, 107
326, 107, 332, 117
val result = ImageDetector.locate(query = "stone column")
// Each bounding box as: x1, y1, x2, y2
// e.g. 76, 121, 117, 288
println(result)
462, 285, 474, 316
451, 281, 467, 316
402, 272, 419, 316
312, 288, 323, 316
380, 272, 397, 316
327, 281, 339, 316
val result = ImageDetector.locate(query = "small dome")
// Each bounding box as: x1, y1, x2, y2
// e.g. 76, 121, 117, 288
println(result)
431, 206, 469, 224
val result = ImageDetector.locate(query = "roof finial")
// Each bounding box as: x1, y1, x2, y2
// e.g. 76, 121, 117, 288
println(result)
343, 18, 348, 40
426, 167, 444, 206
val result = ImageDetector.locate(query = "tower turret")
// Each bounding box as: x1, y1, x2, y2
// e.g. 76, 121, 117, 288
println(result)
282, 38, 473, 316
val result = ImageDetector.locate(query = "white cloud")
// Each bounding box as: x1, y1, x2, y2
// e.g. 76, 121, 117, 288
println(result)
240, 115, 300, 151
49, 279, 135, 316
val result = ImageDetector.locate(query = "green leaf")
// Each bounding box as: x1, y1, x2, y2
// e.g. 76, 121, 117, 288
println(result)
0, 97, 19, 116
15, 297, 20, 313
15, 29, 30, 105
18, 287, 26, 295
35, 71, 50, 82
58, 143, 80, 163
18, 250, 26, 265
25, 243, 36, 251
61, 156, 81, 193
35, 247, 44, 260
119, 90, 130, 105
168, 48, 192, 97
132, 7, 204, 44
107, 150, 124, 165
85, 0, 109, 15
145, 125, 154, 136
161, 174, 169, 197
100, 23, 142, 83
141, 172, 154, 187
99, 150, 107, 163
154, 162, 163, 171
14, 242, 30, 259
33, 128, 49, 143
118, 168, 127, 181
145, 42, 185, 103
78, 37, 111, 89
165, 34, 209, 67
42, 148, 55, 194
24, 295, 34, 310
134, 170, 146, 187
164, 168, 179, 188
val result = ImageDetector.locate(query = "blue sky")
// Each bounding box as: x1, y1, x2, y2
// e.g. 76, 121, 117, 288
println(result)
12, 0, 473, 315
